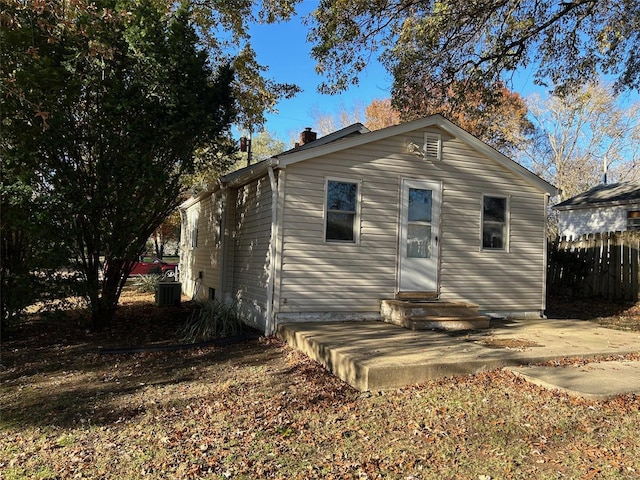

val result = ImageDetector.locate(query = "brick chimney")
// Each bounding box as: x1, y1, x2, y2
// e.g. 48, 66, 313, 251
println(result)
300, 127, 317, 145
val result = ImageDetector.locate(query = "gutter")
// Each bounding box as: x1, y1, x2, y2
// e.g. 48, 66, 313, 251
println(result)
223, 157, 278, 189
553, 199, 640, 211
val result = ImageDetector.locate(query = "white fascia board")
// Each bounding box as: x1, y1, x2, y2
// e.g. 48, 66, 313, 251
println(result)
179, 158, 278, 211
221, 158, 275, 188
436, 119, 559, 196
280, 123, 370, 155
276, 118, 440, 167
179, 188, 217, 210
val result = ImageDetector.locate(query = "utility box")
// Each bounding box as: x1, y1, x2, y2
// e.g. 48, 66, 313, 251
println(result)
156, 282, 181, 306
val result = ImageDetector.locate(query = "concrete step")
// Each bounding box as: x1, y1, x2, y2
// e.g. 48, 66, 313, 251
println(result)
390, 315, 491, 331
381, 299, 482, 319
380, 299, 490, 331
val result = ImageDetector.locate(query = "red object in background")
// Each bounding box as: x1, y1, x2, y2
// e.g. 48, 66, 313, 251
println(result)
129, 258, 177, 277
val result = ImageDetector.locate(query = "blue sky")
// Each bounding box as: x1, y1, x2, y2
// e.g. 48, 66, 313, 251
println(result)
246, 2, 395, 143
243, 2, 581, 145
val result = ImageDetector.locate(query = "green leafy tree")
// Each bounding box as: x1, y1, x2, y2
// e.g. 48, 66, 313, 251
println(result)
243, 129, 286, 163
309, 0, 640, 103
187, 1, 302, 132
1, 166, 78, 332
2, 0, 236, 330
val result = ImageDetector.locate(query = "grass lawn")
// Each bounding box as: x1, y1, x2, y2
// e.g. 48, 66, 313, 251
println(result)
1, 292, 640, 479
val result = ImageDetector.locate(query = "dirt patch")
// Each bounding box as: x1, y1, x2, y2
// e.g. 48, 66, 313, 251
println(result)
477, 337, 543, 350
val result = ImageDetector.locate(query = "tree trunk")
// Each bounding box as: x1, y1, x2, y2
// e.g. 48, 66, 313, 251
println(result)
89, 257, 130, 332
92, 301, 116, 332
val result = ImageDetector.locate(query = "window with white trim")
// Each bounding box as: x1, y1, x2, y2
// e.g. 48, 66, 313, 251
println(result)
325, 179, 359, 243
482, 195, 508, 250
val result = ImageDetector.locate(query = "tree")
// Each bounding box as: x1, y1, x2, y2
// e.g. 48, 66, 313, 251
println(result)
394, 80, 535, 156
307, 90, 531, 158
309, 102, 366, 136
2, 0, 236, 330
243, 129, 286, 163
521, 82, 640, 200
1, 165, 78, 333
232, 46, 301, 132
187, 1, 302, 132
151, 212, 182, 259
364, 99, 400, 131
309, 0, 640, 103
308, 99, 399, 136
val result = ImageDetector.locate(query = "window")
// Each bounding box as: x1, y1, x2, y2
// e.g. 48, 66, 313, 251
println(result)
407, 188, 433, 258
325, 179, 359, 242
191, 226, 198, 248
482, 196, 508, 250
628, 211, 640, 230
189, 213, 199, 248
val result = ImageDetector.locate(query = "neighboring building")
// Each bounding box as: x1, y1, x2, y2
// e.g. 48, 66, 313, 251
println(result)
554, 182, 640, 239
179, 115, 557, 335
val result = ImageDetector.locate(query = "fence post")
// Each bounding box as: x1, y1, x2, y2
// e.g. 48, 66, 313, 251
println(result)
622, 231, 631, 300
633, 232, 640, 301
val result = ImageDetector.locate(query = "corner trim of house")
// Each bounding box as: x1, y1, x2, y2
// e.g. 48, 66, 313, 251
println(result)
265, 165, 278, 335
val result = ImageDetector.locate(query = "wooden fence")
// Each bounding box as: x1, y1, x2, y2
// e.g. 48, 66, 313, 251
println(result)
548, 231, 640, 301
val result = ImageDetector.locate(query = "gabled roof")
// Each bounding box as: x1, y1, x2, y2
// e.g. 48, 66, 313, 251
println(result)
554, 182, 640, 210
179, 123, 369, 210
181, 114, 558, 210
278, 123, 370, 155
218, 122, 371, 189
274, 114, 557, 195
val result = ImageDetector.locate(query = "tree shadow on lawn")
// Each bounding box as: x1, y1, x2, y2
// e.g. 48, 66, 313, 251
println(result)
546, 295, 634, 319
1, 294, 285, 430
545, 295, 640, 331
2, 339, 286, 429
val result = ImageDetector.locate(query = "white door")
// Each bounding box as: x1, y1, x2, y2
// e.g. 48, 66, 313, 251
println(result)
398, 179, 441, 293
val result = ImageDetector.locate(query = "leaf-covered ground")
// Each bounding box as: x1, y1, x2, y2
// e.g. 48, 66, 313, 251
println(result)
1, 292, 640, 479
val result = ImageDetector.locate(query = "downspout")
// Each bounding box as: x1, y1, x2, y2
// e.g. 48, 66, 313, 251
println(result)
266, 163, 279, 335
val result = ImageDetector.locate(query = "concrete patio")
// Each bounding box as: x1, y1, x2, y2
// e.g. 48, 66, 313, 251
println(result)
277, 318, 640, 394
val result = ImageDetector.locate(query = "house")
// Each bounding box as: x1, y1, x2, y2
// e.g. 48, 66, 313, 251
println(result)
178, 115, 558, 335
554, 182, 640, 239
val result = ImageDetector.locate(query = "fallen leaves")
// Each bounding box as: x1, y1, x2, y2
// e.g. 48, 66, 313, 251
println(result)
2, 292, 640, 479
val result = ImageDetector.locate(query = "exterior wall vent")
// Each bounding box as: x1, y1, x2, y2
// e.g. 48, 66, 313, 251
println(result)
156, 281, 182, 306
424, 132, 442, 161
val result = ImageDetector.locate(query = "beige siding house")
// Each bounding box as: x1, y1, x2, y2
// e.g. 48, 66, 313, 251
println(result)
179, 115, 557, 334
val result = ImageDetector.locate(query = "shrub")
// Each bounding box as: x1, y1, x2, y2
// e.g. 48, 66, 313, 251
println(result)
132, 273, 163, 293
179, 298, 247, 342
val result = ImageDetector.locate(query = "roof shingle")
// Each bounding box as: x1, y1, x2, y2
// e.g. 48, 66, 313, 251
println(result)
554, 182, 640, 209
